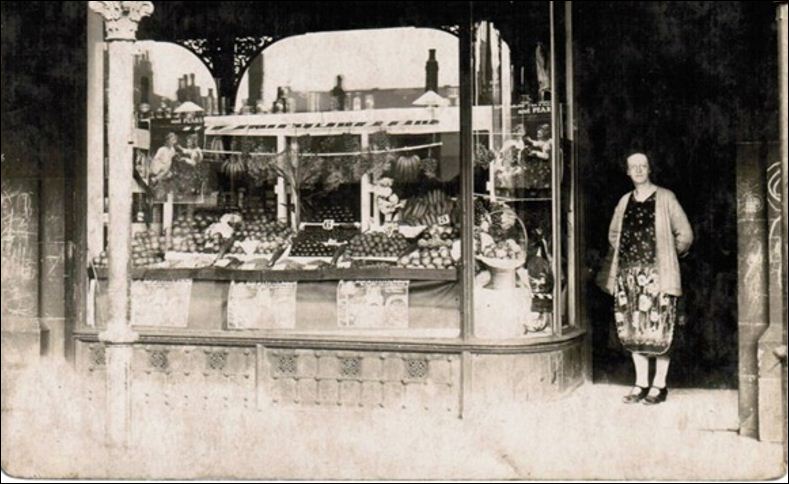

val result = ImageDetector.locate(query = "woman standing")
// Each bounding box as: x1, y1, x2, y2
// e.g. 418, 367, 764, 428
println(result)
150, 132, 179, 184
605, 153, 693, 405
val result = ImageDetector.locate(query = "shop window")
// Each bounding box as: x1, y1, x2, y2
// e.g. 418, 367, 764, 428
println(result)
471, 3, 578, 339
89, 28, 465, 339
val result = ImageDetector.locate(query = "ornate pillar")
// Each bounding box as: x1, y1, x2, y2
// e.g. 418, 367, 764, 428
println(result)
88, 0, 153, 449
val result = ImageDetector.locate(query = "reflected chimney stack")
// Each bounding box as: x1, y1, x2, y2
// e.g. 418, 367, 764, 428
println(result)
425, 49, 438, 92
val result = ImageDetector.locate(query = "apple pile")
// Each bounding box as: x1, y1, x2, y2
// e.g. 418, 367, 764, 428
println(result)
397, 245, 455, 269
171, 212, 230, 254
346, 231, 409, 258
290, 227, 358, 258
92, 230, 167, 267
131, 230, 167, 266
399, 225, 458, 269
228, 209, 293, 255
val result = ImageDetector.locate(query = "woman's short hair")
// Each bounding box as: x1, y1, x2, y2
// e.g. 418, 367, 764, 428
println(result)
624, 152, 650, 172
165, 132, 178, 143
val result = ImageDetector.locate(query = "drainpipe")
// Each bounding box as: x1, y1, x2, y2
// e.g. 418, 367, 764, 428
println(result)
88, 0, 153, 450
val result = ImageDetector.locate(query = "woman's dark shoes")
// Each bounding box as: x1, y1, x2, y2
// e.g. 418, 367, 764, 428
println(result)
622, 386, 649, 404
643, 386, 668, 405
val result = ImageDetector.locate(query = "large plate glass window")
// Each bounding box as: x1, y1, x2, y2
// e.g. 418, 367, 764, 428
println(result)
470, 2, 577, 339
88, 28, 464, 338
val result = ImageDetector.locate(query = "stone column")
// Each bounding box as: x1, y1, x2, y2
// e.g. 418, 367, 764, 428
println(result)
736, 140, 768, 439
88, 0, 153, 449
777, 0, 788, 462
766, 1, 788, 453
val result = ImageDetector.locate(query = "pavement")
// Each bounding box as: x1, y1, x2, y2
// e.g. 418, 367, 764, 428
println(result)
1, 362, 786, 480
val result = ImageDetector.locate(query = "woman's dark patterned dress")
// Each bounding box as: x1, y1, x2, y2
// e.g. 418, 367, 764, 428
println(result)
614, 191, 678, 355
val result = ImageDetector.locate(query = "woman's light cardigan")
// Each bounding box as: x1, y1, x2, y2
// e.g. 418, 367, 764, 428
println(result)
605, 186, 693, 296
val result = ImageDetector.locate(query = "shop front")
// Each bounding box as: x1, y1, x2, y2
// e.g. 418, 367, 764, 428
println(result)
73, 1, 586, 418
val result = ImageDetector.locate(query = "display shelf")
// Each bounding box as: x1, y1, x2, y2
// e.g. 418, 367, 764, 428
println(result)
474, 192, 551, 202
90, 266, 458, 282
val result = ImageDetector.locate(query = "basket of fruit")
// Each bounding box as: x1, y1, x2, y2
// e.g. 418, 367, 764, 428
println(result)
474, 205, 528, 289
476, 238, 526, 270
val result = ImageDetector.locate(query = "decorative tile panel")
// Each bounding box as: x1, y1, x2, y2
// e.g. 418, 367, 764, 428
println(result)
148, 349, 170, 372
339, 357, 362, 378
261, 348, 459, 412
206, 350, 228, 371
405, 358, 429, 380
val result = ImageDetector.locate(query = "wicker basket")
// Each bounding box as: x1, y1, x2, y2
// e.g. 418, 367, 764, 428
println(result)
475, 208, 528, 289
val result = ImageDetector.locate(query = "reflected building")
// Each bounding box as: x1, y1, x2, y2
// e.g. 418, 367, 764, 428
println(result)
133, 51, 164, 112
133, 48, 214, 115
283, 50, 462, 112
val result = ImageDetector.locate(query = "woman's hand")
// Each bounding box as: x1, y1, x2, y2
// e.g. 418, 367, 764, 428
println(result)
668, 192, 693, 256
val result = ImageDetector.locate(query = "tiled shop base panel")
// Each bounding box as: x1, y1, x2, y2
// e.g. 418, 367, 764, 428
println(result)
75, 342, 461, 413
261, 349, 460, 412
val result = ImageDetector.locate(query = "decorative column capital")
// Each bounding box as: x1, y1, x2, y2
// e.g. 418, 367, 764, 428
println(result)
88, 1, 154, 41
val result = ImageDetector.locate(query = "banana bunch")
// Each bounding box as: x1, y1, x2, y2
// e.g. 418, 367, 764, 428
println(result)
399, 189, 456, 226
393, 155, 422, 182
221, 155, 247, 179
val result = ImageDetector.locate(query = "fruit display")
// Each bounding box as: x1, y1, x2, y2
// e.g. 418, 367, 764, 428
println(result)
93, 230, 167, 268
399, 189, 458, 226
416, 225, 459, 249
346, 231, 410, 258
171, 211, 232, 254
398, 225, 460, 269
290, 226, 358, 257
311, 204, 357, 224
397, 245, 456, 269
227, 208, 293, 255
131, 230, 168, 266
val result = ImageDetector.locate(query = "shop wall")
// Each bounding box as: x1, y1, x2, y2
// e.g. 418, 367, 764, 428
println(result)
574, 2, 779, 388
1, 2, 87, 365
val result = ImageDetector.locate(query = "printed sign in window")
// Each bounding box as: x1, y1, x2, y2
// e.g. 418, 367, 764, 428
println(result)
227, 281, 297, 330
131, 279, 192, 328
337, 280, 409, 328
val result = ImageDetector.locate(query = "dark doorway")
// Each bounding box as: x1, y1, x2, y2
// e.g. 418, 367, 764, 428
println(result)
575, 2, 778, 389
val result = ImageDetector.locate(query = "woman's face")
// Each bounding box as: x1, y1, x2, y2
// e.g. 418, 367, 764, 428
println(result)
166, 135, 178, 147
627, 157, 651, 185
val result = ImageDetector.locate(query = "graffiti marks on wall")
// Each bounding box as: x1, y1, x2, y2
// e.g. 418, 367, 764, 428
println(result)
1, 181, 38, 317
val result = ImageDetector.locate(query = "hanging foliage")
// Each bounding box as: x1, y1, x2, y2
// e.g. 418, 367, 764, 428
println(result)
474, 143, 497, 168
322, 133, 360, 191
